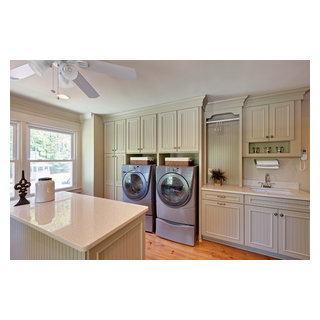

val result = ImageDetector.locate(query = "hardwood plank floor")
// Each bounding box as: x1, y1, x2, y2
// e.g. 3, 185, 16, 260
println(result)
145, 233, 277, 260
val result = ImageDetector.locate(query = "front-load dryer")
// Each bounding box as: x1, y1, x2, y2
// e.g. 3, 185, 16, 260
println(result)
122, 164, 156, 232
156, 166, 198, 246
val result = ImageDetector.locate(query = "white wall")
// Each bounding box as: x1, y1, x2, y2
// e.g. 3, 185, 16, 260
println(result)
81, 117, 94, 196
81, 114, 104, 197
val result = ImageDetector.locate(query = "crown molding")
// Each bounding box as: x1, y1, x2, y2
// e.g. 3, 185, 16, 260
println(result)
244, 87, 309, 107
103, 95, 206, 121
10, 93, 82, 123
205, 95, 248, 117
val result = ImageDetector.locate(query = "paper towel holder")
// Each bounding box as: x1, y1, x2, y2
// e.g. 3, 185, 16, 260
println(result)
254, 159, 280, 169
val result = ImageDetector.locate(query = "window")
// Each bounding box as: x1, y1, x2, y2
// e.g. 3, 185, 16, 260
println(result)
27, 125, 75, 194
10, 122, 18, 198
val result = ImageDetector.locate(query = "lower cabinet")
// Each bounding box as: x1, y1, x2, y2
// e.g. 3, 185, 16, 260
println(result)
245, 205, 310, 259
201, 191, 310, 259
202, 200, 244, 245
104, 153, 125, 201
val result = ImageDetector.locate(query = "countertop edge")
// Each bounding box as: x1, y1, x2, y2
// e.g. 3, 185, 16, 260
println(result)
201, 185, 310, 201
82, 207, 148, 251
11, 207, 148, 252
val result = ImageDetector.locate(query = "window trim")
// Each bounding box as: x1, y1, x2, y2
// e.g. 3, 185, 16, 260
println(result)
10, 121, 20, 199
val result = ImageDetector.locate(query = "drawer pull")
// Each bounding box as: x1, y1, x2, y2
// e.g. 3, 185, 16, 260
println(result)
273, 213, 278, 216
217, 202, 226, 206
280, 213, 284, 217
217, 195, 226, 198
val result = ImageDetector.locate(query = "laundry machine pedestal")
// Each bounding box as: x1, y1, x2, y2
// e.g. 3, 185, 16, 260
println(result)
156, 218, 196, 246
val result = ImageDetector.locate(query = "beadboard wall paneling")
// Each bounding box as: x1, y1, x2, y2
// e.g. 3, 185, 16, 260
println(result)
207, 120, 240, 185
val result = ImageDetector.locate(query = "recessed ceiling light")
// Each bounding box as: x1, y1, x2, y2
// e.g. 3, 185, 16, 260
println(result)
57, 94, 70, 100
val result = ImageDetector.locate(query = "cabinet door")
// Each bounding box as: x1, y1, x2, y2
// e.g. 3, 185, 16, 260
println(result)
104, 154, 115, 199
114, 120, 125, 153
104, 121, 114, 153
158, 111, 177, 152
177, 107, 199, 152
245, 205, 278, 253
115, 186, 123, 201
244, 105, 269, 142
202, 200, 244, 245
115, 154, 125, 187
126, 117, 140, 153
278, 209, 310, 259
269, 101, 294, 141
140, 114, 157, 153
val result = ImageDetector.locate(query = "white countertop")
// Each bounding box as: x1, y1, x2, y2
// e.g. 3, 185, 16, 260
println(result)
10, 192, 148, 252
201, 184, 310, 201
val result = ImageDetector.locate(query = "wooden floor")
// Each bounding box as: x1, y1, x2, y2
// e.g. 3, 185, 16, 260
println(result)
145, 233, 277, 260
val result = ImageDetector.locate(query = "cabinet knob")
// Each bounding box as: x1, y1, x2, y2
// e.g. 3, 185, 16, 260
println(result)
217, 202, 226, 206
177, 146, 181, 149
270, 135, 274, 138
274, 213, 278, 216
266, 135, 270, 138
280, 213, 284, 217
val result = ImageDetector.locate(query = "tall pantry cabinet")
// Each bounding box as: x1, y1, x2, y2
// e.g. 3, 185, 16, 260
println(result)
104, 120, 125, 201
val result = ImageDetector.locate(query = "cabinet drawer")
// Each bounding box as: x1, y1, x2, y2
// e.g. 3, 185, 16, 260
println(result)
202, 191, 243, 204
245, 195, 310, 212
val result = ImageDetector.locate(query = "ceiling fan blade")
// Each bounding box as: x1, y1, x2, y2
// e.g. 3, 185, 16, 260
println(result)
27, 60, 51, 77
73, 71, 99, 98
85, 61, 136, 80
10, 63, 35, 80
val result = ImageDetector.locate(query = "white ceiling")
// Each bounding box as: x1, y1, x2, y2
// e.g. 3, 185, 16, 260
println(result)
10, 60, 310, 115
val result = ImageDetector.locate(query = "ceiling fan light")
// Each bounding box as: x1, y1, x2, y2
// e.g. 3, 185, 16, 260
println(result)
57, 93, 70, 100
60, 62, 78, 80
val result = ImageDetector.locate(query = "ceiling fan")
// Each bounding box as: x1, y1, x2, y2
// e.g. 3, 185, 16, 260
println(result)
10, 60, 136, 99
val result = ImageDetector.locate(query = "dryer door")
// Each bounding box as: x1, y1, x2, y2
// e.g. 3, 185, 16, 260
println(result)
157, 173, 190, 207
122, 171, 148, 200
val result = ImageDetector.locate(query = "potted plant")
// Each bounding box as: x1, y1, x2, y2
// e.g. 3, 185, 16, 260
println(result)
209, 169, 227, 186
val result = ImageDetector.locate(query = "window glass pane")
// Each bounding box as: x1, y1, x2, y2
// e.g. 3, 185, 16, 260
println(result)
30, 161, 72, 193
10, 162, 14, 198
10, 125, 13, 160
30, 128, 72, 160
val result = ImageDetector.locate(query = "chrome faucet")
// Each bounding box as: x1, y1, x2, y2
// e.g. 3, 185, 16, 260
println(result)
259, 173, 273, 188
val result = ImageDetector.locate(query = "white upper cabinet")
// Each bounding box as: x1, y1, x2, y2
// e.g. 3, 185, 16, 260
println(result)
140, 114, 157, 153
104, 120, 125, 153
126, 117, 140, 153
104, 121, 115, 153
244, 105, 269, 142
158, 107, 199, 152
114, 120, 125, 153
269, 101, 294, 141
158, 111, 177, 152
126, 114, 157, 153
244, 101, 294, 142
178, 107, 199, 152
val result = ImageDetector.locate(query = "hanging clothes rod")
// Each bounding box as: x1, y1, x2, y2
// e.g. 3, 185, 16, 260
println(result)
206, 117, 240, 124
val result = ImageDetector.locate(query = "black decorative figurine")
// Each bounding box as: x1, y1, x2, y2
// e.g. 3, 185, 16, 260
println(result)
14, 170, 31, 207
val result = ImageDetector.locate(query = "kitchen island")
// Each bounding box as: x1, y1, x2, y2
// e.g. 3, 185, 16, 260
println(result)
10, 192, 148, 260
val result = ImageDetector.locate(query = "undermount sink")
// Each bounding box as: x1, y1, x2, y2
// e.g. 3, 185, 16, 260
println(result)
250, 187, 296, 195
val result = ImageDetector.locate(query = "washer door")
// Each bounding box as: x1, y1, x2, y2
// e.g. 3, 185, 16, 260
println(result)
123, 171, 148, 200
157, 173, 190, 207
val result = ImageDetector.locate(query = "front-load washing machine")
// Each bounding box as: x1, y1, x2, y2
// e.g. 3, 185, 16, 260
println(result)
122, 164, 156, 232
155, 166, 198, 246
